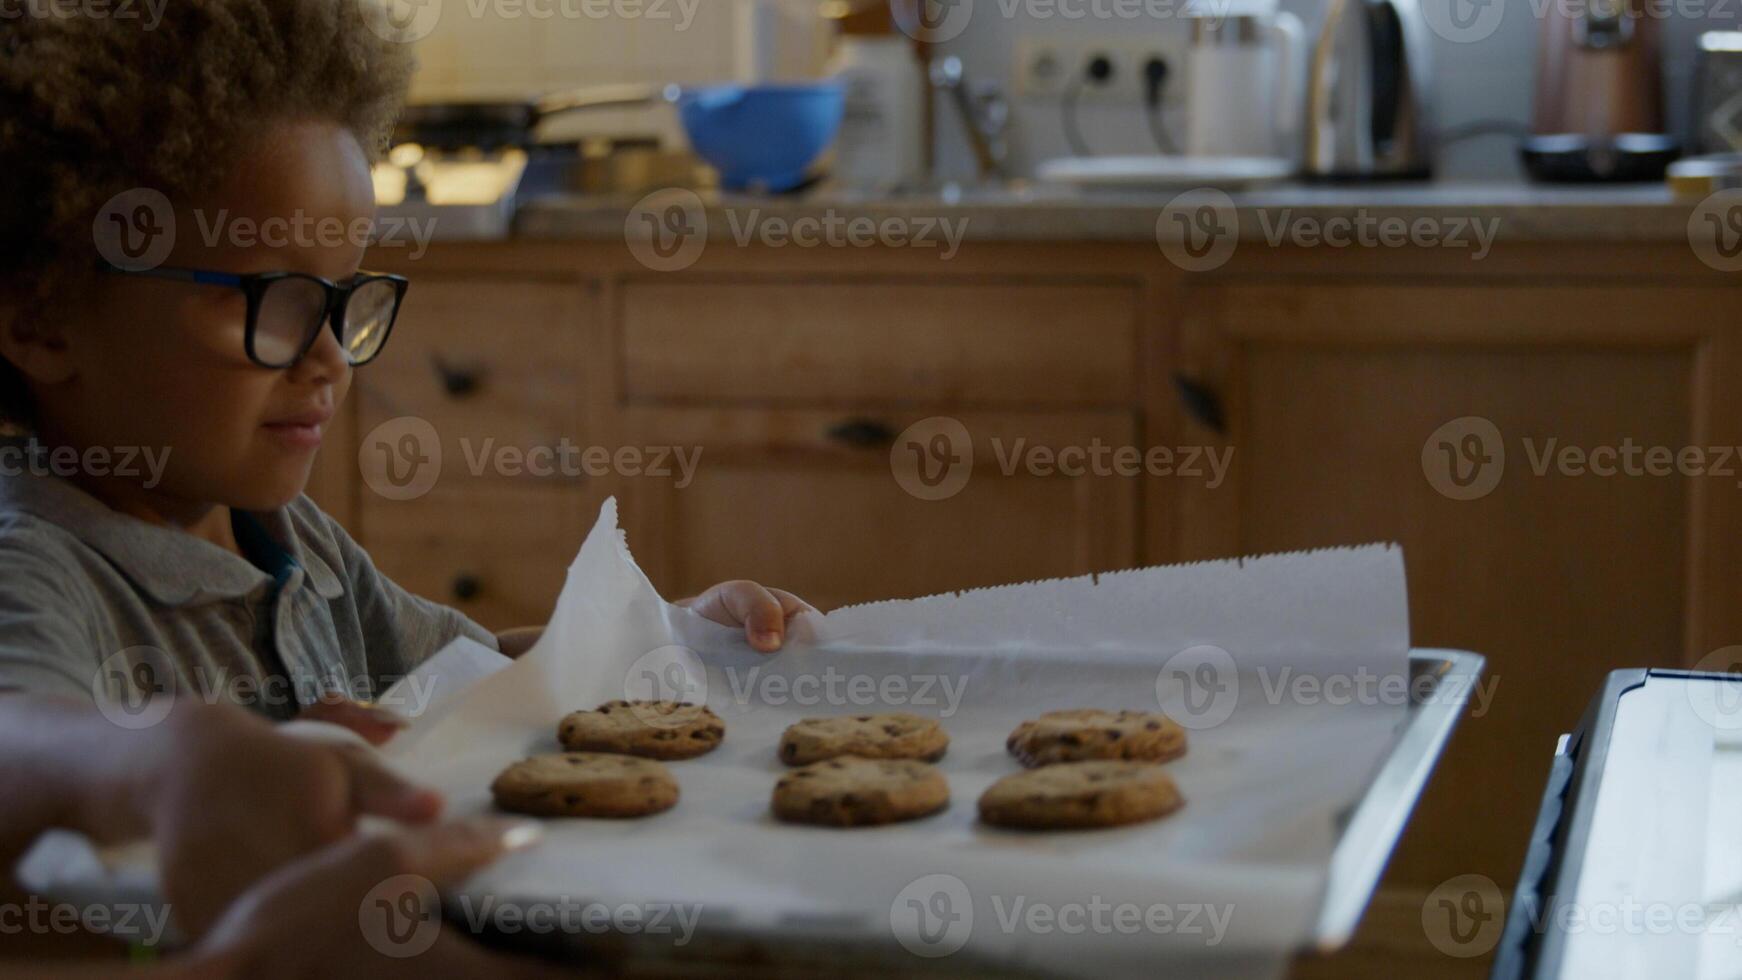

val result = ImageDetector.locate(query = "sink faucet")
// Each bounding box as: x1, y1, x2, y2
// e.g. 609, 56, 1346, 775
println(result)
928, 55, 1011, 182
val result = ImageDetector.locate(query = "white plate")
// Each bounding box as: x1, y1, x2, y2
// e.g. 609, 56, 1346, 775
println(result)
1036, 155, 1293, 192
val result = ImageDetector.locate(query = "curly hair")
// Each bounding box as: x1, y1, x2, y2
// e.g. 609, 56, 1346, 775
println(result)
0, 0, 415, 427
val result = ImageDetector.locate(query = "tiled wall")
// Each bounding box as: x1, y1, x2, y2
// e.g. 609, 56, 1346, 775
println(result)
409, 4, 735, 101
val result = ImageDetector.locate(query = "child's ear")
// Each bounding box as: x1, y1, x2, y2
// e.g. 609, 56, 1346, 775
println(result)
0, 295, 75, 387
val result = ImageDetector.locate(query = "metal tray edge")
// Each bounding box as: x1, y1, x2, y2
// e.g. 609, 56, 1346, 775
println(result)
1311, 647, 1487, 951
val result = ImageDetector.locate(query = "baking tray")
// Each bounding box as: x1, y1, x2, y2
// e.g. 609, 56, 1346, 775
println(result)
465, 648, 1484, 975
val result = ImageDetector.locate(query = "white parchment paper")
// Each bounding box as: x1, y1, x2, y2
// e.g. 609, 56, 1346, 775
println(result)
381, 498, 1411, 979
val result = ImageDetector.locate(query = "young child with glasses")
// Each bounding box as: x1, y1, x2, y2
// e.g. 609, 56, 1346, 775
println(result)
0, 3, 814, 734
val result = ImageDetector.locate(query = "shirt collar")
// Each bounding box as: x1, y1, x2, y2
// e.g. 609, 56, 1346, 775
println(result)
0, 462, 345, 607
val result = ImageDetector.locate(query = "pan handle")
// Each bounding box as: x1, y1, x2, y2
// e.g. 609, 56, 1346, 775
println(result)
532, 84, 663, 120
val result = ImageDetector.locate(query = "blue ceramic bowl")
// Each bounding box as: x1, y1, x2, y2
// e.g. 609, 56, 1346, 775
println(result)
669, 81, 846, 193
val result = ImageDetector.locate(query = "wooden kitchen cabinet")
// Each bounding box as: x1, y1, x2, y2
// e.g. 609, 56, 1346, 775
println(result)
1169, 280, 1742, 896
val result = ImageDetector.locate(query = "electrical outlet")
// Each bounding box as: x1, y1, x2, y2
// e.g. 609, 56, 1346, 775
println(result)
1015, 39, 1071, 100
1015, 36, 1191, 107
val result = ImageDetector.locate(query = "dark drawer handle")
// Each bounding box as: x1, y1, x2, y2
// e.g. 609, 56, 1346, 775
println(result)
432, 354, 482, 399
450, 573, 482, 602
1173, 374, 1226, 435
826, 418, 896, 448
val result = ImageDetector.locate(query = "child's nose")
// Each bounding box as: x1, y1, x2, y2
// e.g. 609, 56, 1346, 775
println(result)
290, 321, 349, 383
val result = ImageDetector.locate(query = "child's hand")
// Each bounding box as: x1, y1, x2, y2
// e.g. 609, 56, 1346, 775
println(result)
677, 581, 818, 653
297, 693, 410, 746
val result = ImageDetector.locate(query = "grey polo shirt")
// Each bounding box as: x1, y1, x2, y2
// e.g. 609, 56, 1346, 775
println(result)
0, 468, 496, 720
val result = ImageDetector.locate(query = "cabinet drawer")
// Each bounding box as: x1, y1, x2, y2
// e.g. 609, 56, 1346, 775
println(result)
357, 279, 586, 491
620, 280, 1138, 407
619, 407, 1140, 609
360, 486, 593, 632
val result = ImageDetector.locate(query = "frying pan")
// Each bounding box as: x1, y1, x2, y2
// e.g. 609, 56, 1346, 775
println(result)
396, 81, 846, 192
395, 84, 662, 151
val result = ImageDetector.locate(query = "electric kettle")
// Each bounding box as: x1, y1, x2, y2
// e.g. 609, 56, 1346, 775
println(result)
1521, 0, 1678, 181
1184, 5, 1306, 161
1302, 0, 1434, 179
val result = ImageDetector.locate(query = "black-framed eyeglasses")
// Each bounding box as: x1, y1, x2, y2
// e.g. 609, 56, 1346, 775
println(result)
102, 265, 408, 369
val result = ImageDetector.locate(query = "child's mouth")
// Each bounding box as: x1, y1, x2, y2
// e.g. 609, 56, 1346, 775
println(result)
262, 409, 332, 449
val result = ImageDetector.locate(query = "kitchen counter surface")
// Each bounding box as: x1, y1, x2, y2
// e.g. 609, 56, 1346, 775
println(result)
515, 181, 1706, 244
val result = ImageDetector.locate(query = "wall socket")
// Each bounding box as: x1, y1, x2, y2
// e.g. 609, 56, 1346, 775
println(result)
1014, 36, 1191, 106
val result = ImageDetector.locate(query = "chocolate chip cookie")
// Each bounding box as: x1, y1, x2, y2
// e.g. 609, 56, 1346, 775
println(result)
558, 700, 725, 760
778, 713, 950, 766
978, 761, 1183, 830
490, 753, 680, 819
771, 757, 951, 827
1006, 709, 1187, 767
